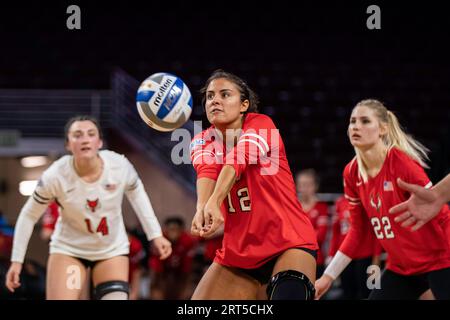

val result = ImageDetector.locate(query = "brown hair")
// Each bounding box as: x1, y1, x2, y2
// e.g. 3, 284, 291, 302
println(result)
64, 115, 103, 143
296, 168, 320, 188
200, 69, 259, 113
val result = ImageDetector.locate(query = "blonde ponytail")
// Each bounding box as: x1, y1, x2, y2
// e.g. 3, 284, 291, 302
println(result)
353, 99, 429, 182
385, 110, 429, 168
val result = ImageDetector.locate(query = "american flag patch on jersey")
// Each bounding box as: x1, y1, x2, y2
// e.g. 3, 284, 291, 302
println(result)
383, 181, 393, 191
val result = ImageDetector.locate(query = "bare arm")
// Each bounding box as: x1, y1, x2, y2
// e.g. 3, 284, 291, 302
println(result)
201, 165, 237, 238
196, 178, 217, 212
433, 174, 450, 203
389, 174, 450, 231
209, 165, 236, 204
191, 177, 216, 236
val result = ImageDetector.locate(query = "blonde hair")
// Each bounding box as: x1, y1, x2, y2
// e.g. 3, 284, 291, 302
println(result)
353, 99, 429, 182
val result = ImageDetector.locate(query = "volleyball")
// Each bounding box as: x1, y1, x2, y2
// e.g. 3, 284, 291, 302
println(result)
136, 72, 193, 132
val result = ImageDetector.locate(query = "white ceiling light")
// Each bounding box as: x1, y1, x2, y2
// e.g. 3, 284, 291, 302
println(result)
19, 180, 38, 196
20, 156, 48, 168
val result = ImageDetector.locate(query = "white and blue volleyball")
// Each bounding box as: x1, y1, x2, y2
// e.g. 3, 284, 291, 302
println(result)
136, 72, 193, 132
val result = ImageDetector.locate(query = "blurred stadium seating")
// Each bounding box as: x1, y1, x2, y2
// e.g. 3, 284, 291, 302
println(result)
0, 2, 448, 192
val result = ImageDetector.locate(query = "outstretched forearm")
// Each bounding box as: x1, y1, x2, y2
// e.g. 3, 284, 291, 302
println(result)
434, 174, 450, 203
196, 178, 216, 211
208, 165, 237, 205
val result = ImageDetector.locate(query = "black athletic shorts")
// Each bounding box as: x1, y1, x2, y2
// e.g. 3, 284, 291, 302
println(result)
238, 247, 317, 285
368, 267, 450, 300
74, 255, 128, 269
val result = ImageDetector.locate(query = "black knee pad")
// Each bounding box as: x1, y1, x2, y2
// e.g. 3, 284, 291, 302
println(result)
94, 280, 129, 300
266, 270, 315, 300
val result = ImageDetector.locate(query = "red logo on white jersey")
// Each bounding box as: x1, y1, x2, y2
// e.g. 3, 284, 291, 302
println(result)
86, 198, 100, 212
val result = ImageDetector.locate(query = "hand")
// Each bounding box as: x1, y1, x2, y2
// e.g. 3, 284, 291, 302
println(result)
389, 178, 443, 231
5, 262, 22, 293
201, 197, 224, 238
151, 236, 172, 260
314, 274, 334, 300
191, 209, 205, 237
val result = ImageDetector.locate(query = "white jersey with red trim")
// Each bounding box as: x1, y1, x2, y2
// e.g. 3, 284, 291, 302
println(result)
11, 150, 162, 262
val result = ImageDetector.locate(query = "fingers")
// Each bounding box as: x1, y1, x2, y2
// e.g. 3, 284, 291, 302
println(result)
191, 210, 217, 238
159, 249, 169, 260
6, 271, 21, 292
199, 209, 213, 237
201, 217, 223, 238
394, 211, 427, 231
411, 220, 426, 232
191, 213, 205, 236
5, 277, 13, 292
13, 271, 20, 286
314, 289, 321, 300
314, 277, 333, 300
202, 211, 212, 230
314, 282, 324, 300
6, 282, 14, 293
159, 244, 172, 260
191, 223, 201, 236
401, 215, 417, 228
394, 210, 411, 223
389, 202, 408, 215
156, 239, 172, 260
199, 226, 212, 238
191, 219, 200, 234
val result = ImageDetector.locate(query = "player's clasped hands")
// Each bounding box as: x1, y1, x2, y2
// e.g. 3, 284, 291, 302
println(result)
191, 199, 224, 238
